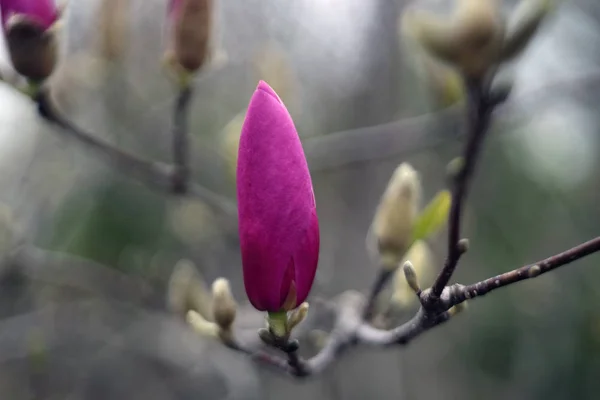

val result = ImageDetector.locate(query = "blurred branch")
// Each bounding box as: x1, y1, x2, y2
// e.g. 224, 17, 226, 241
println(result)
171, 86, 193, 193
454, 236, 600, 303
304, 69, 600, 172
3, 245, 159, 306
32, 88, 236, 216
430, 79, 492, 299
221, 236, 600, 378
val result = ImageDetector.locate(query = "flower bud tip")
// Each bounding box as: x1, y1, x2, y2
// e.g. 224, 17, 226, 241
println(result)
402, 261, 421, 293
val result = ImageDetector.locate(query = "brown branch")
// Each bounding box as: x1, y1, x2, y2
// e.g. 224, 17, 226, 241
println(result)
172, 86, 193, 193
453, 236, 600, 303
33, 89, 236, 215
223, 235, 600, 378
430, 79, 494, 299
362, 268, 394, 320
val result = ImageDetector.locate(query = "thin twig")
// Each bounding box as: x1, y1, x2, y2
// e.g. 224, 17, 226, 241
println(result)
172, 86, 193, 193
362, 268, 394, 320
454, 236, 600, 303
33, 89, 236, 215
430, 79, 494, 299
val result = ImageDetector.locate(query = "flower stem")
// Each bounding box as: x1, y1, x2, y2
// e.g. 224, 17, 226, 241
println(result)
267, 311, 288, 338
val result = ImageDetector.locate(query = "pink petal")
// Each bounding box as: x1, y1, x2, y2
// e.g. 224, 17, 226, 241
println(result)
237, 81, 319, 311
0, 0, 58, 31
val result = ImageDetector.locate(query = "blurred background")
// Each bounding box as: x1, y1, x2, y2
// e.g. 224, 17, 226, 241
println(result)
0, 0, 599, 399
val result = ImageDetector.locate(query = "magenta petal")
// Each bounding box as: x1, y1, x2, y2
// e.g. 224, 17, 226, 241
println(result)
237, 80, 320, 312
0, 0, 58, 31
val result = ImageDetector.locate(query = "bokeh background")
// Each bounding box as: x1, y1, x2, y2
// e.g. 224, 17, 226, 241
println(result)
0, 0, 599, 399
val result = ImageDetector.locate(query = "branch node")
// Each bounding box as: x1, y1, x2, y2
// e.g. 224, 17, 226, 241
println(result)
457, 238, 470, 254
446, 157, 465, 182
403, 261, 421, 294
528, 264, 541, 278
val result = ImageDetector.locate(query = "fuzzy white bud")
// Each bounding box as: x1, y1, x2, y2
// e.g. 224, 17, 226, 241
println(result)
371, 163, 422, 270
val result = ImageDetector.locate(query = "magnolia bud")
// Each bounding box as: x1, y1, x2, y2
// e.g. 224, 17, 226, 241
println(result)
403, 0, 503, 79
391, 240, 434, 309
372, 163, 422, 270
501, 0, 555, 61
457, 238, 470, 254
449, 301, 468, 316
402, 261, 421, 294
287, 302, 309, 332
3, 10, 59, 82
211, 278, 237, 331
186, 310, 219, 338
167, 260, 213, 320
166, 0, 214, 75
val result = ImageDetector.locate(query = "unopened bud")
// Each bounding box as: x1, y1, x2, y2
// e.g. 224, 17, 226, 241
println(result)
3, 9, 59, 82
211, 278, 237, 331
166, 0, 214, 78
449, 301, 468, 316
287, 302, 309, 331
372, 163, 422, 270
167, 260, 212, 320
457, 238, 470, 254
186, 310, 219, 338
402, 0, 504, 79
391, 240, 434, 309
501, 0, 555, 61
528, 264, 541, 278
402, 262, 420, 294
447, 157, 465, 180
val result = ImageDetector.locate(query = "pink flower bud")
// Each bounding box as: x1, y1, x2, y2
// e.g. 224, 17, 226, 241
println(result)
0, 0, 59, 81
1, 0, 58, 31
237, 81, 320, 312
167, 0, 213, 73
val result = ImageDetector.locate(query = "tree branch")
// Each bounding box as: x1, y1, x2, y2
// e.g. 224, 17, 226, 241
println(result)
222, 235, 599, 378
430, 79, 494, 299
33, 89, 236, 215
453, 236, 600, 303
172, 86, 193, 193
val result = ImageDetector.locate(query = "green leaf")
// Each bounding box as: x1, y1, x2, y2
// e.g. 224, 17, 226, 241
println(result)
411, 190, 451, 243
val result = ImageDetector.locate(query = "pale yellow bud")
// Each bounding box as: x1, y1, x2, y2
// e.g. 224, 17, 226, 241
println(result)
402, 261, 421, 294
391, 240, 434, 308
448, 301, 468, 316
371, 163, 422, 270
403, 0, 504, 79
167, 259, 213, 320
501, 0, 555, 61
211, 278, 237, 331
186, 310, 219, 338
287, 302, 309, 332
